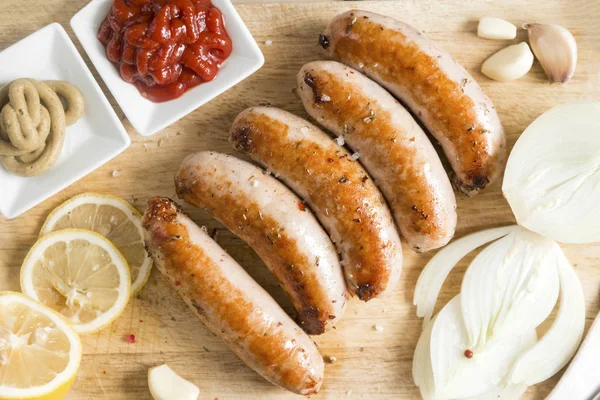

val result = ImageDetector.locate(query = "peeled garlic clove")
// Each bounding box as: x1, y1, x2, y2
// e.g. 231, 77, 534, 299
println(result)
481, 42, 534, 81
477, 17, 517, 40
524, 23, 577, 84
148, 364, 200, 400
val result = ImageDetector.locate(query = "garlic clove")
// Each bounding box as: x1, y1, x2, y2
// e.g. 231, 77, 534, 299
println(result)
481, 42, 534, 81
148, 364, 200, 400
477, 17, 517, 40
524, 23, 577, 84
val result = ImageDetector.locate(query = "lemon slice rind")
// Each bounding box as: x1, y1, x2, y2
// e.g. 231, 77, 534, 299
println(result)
0, 291, 82, 399
39, 193, 152, 295
20, 229, 131, 334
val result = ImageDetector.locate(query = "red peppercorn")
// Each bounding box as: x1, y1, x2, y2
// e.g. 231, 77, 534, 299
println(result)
126, 334, 136, 344
464, 349, 474, 359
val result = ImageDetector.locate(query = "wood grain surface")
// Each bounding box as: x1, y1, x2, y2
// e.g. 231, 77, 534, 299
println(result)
0, 0, 599, 399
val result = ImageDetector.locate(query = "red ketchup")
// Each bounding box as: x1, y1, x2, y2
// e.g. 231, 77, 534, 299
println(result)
98, 0, 233, 102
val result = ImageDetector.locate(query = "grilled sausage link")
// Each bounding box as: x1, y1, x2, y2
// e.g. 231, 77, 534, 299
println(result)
175, 151, 347, 334
320, 10, 506, 196
142, 197, 324, 395
297, 61, 457, 252
230, 106, 402, 301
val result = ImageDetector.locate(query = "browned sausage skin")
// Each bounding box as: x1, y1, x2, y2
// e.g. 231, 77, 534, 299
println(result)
175, 151, 347, 334
320, 10, 506, 196
297, 61, 457, 252
230, 106, 402, 301
142, 197, 324, 395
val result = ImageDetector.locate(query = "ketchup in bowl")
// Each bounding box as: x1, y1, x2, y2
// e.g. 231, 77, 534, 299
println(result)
98, 0, 232, 102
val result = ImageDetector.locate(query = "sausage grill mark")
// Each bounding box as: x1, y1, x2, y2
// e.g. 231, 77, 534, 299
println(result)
318, 34, 330, 49
357, 284, 375, 301
299, 307, 325, 334
230, 126, 255, 153
303, 73, 324, 104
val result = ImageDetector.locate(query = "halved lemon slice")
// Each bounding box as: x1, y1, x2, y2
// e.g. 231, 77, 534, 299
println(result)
40, 193, 152, 294
20, 229, 131, 334
0, 292, 82, 400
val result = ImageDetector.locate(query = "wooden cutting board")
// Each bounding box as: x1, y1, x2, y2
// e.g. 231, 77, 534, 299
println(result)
0, 0, 599, 398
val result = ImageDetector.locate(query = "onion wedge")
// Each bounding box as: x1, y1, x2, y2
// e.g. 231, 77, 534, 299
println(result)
508, 249, 585, 386
412, 315, 436, 400
414, 226, 519, 327
462, 383, 528, 400
546, 310, 600, 399
430, 296, 537, 399
460, 227, 560, 351
503, 101, 600, 244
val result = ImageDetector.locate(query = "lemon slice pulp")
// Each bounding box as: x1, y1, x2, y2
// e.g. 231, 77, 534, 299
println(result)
20, 229, 131, 334
40, 193, 152, 294
0, 292, 82, 400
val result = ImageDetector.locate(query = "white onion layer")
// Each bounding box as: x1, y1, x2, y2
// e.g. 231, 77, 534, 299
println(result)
508, 248, 585, 385
460, 227, 560, 351
414, 226, 519, 328
546, 311, 600, 399
503, 101, 600, 244
412, 314, 436, 400
430, 296, 537, 399
462, 382, 528, 400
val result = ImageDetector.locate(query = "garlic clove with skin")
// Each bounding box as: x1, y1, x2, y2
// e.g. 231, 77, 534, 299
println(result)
524, 23, 577, 84
481, 42, 534, 81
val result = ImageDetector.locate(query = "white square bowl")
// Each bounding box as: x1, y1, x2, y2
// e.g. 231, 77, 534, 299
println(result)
71, 0, 265, 136
0, 23, 130, 220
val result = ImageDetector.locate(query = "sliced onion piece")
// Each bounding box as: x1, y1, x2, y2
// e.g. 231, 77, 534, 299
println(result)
461, 227, 560, 350
430, 296, 537, 399
503, 101, 600, 244
546, 311, 600, 399
508, 249, 585, 385
414, 226, 519, 327
462, 383, 529, 400
412, 315, 436, 400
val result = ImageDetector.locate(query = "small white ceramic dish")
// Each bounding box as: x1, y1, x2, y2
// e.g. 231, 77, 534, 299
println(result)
70, 0, 265, 136
0, 23, 130, 220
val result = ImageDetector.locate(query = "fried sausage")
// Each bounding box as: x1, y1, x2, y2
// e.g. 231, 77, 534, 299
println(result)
297, 60, 457, 252
175, 151, 347, 334
320, 10, 506, 196
230, 106, 402, 301
142, 197, 324, 395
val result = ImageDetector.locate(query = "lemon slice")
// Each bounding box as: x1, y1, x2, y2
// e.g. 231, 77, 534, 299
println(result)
0, 292, 82, 400
20, 229, 131, 334
40, 193, 152, 294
